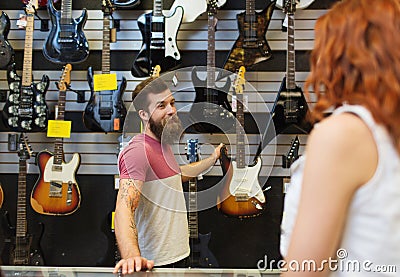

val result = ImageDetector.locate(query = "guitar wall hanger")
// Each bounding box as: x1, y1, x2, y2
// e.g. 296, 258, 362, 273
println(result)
55, 81, 86, 103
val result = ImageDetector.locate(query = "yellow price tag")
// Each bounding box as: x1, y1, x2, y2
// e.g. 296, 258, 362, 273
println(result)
93, 73, 118, 91
47, 120, 72, 138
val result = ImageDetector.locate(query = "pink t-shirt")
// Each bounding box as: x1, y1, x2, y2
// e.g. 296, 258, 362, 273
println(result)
118, 133, 180, 181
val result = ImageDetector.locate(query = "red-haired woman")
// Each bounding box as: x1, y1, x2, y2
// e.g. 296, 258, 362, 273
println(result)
280, 0, 400, 276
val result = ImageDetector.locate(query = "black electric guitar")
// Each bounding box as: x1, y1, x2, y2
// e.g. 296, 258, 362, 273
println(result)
131, 0, 183, 77
218, 67, 265, 218
186, 139, 219, 267
84, 0, 127, 133
2, 0, 50, 132
190, 0, 233, 134
0, 11, 14, 69
282, 136, 300, 169
31, 65, 81, 216
271, 0, 310, 136
1, 134, 45, 266
43, 0, 89, 64
223, 0, 275, 74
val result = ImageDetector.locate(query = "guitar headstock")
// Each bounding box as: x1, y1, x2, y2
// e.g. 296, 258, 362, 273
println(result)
284, 0, 297, 15
151, 65, 161, 77
58, 64, 72, 92
282, 136, 300, 168
102, 0, 115, 16
207, 0, 218, 15
186, 139, 199, 163
233, 66, 246, 95
24, 0, 39, 14
18, 133, 34, 160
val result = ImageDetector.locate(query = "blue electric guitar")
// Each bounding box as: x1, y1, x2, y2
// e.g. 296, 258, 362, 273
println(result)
84, 0, 127, 133
186, 139, 219, 268
43, 0, 89, 64
131, 0, 183, 77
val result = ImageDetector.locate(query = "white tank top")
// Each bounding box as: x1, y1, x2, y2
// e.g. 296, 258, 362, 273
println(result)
281, 105, 400, 276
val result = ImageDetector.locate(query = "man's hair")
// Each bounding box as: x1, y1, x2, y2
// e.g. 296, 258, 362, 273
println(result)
132, 77, 169, 112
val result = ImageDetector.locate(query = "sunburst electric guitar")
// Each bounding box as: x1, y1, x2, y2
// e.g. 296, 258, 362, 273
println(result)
218, 66, 266, 218
31, 64, 81, 216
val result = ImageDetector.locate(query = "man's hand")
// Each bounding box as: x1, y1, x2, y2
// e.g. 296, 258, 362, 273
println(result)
213, 143, 225, 162
113, 256, 154, 274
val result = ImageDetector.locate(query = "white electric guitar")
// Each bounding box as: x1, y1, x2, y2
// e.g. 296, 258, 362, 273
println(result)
169, 0, 226, 23
217, 66, 266, 218
276, 0, 315, 10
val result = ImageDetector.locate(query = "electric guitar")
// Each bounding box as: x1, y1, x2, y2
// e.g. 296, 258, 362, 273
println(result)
190, 0, 233, 134
0, 11, 14, 69
84, 0, 127, 133
271, 0, 310, 136
218, 66, 266, 218
2, 0, 50, 132
186, 139, 219, 267
169, 0, 226, 23
1, 134, 45, 266
43, 0, 89, 64
282, 136, 300, 169
131, 0, 183, 77
31, 64, 81, 216
276, 0, 315, 10
223, 0, 275, 74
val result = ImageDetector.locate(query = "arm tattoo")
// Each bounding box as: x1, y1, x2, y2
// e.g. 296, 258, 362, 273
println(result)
129, 216, 138, 241
119, 179, 142, 211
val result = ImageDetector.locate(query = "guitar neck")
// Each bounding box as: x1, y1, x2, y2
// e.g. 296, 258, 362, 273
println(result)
102, 16, 111, 74
188, 179, 198, 239
21, 13, 34, 87
236, 92, 245, 169
16, 158, 27, 238
61, 0, 72, 24
153, 0, 163, 17
54, 89, 67, 165
286, 13, 296, 90
207, 13, 216, 89
244, 0, 257, 45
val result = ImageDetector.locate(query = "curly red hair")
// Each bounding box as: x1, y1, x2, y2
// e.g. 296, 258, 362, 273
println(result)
305, 0, 400, 153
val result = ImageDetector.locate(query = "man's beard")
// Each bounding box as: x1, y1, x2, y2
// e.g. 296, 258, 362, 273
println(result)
149, 114, 183, 144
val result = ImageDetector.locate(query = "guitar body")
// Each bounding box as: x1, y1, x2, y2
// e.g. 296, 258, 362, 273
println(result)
31, 151, 81, 216
223, 1, 275, 73
189, 233, 219, 268
131, 6, 183, 77
84, 67, 127, 133
0, 211, 45, 265
218, 148, 265, 218
190, 67, 234, 133
2, 63, 49, 132
43, 0, 89, 64
0, 11, 14, 69
272, 77, 310, 134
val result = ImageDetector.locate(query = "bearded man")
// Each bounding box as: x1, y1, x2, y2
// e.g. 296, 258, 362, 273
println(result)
114, 77, 224, 274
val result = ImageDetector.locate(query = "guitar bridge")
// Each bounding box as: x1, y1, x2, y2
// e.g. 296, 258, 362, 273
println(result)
49, 181, 63, 198
234, 192, 250, 202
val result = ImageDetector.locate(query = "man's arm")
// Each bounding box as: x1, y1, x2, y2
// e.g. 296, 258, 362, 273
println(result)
180, 143, 224, 183
113, 178, 154, 274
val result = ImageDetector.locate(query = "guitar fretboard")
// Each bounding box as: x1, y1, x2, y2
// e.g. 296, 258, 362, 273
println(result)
60, 0, 72, 24
16, 158, 27, 238
153, 0, 162, 17
236, 91, 245, 169
102, 16, 111, 74
54, 88, 67, 166
21, 13, 34, 87
286, 14, 296, 90
244, 0, 257, 46
188, 180, 198, 239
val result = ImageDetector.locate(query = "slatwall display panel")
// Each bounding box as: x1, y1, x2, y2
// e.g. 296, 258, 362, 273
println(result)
0, 1, 333, 177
